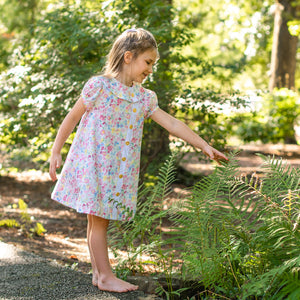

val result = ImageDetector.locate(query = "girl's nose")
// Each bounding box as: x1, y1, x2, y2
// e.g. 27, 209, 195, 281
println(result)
149, 65, 153, 73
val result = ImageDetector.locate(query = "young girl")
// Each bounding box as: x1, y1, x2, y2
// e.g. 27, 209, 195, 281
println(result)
49, 28, 228, 293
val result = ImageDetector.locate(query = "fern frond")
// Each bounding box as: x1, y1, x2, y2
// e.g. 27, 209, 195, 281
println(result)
257, 154, 300, 204
152, 153, 177, 200
0, 219, 20, 228
278, 270, 300, 300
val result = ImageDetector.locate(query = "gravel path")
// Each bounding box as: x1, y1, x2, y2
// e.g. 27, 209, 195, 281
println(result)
0, 241, 159, 300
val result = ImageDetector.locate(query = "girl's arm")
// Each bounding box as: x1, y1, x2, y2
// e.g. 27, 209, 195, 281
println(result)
150, 108, 228, 162
49, 97, 86, 181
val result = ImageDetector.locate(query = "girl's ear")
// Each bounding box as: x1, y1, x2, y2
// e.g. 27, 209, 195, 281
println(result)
124, 51, 133, 64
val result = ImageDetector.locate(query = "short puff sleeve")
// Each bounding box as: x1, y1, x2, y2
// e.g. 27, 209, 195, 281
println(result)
81, 76, 103, 110
144, 89, 159, 119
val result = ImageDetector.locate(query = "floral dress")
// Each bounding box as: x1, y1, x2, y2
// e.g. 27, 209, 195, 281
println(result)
51, 76, 159, 221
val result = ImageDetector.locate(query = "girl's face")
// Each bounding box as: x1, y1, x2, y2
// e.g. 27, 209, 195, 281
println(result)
121, 49, 158, 86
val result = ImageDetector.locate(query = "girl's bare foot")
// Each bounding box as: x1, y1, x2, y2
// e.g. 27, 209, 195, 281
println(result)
92, 272, 99, 286
97, 275, 139, 293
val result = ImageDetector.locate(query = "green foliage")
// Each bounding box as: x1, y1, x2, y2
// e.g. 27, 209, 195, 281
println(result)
0, 4, 114, 167
174, 87, 249, 148
288, 20, 300, 37
0, 0, 41, 35
236, 88, 300, 144
109, 154, 300, 299
0, 218, 20, 228
176, 155, 299, 299
175, 0, 274, 90
0, 35, 11, 72
30, 222, 47, 236
233, 111, 273, 144
18, 198, 28, 210
266, 88, 300, 143
2, 198, 47, 237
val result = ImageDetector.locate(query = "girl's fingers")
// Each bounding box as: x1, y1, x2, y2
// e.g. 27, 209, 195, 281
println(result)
49, 163, 57, 181
211, 149, 229, 163
49, 156, 61, 181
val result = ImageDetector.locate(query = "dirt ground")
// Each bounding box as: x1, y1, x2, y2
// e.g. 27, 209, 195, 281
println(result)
1, 144, 300, 275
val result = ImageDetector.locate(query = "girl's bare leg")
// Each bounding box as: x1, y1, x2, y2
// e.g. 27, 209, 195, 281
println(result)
89, 215, 138, 292
87, 215, 99, 286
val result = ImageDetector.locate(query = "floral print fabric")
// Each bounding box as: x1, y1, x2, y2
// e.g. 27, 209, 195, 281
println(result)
51, 76, 159, 221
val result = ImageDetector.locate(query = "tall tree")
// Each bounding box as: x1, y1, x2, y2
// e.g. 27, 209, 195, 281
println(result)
269, 0, 299, 91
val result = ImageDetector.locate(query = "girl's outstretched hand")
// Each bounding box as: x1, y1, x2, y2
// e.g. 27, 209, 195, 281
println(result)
202, 145, 229, 164
49, 152, 62, 181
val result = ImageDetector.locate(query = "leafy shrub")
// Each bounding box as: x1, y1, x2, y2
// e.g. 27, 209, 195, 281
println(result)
0, 5, 114, 167
173, 87, 249, 149
236, 88, 300, 144
266, 88, 300, 143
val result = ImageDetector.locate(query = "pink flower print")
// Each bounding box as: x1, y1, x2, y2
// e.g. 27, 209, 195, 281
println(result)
96, 144, 104, 152
56, 185, 64, 192
77, 170, 82, 180
122, 184, 129, 191
77, 168, 88, 180
107, 145, 113, 153
69, 177, 76, 186
52, 76, 158, 221
131, 137, 138, 144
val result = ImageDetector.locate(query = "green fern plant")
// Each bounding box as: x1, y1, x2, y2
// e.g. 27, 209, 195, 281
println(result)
109, 153, 299, 299
171, 154, 299, 299
170, 154, 259, 297
241, 155, 300, 299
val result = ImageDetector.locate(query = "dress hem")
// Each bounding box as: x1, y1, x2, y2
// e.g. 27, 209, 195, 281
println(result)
51, 197, 133, 221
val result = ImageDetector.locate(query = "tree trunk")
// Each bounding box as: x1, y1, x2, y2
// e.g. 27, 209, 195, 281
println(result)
269, 0, 298, 91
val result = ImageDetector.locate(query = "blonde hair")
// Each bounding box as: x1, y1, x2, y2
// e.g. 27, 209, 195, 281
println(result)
103, 28, 158, 78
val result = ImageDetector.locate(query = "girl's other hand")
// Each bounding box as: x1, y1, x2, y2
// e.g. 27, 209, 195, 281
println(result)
49, 153, 62, 181
202, 145, 229, 164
